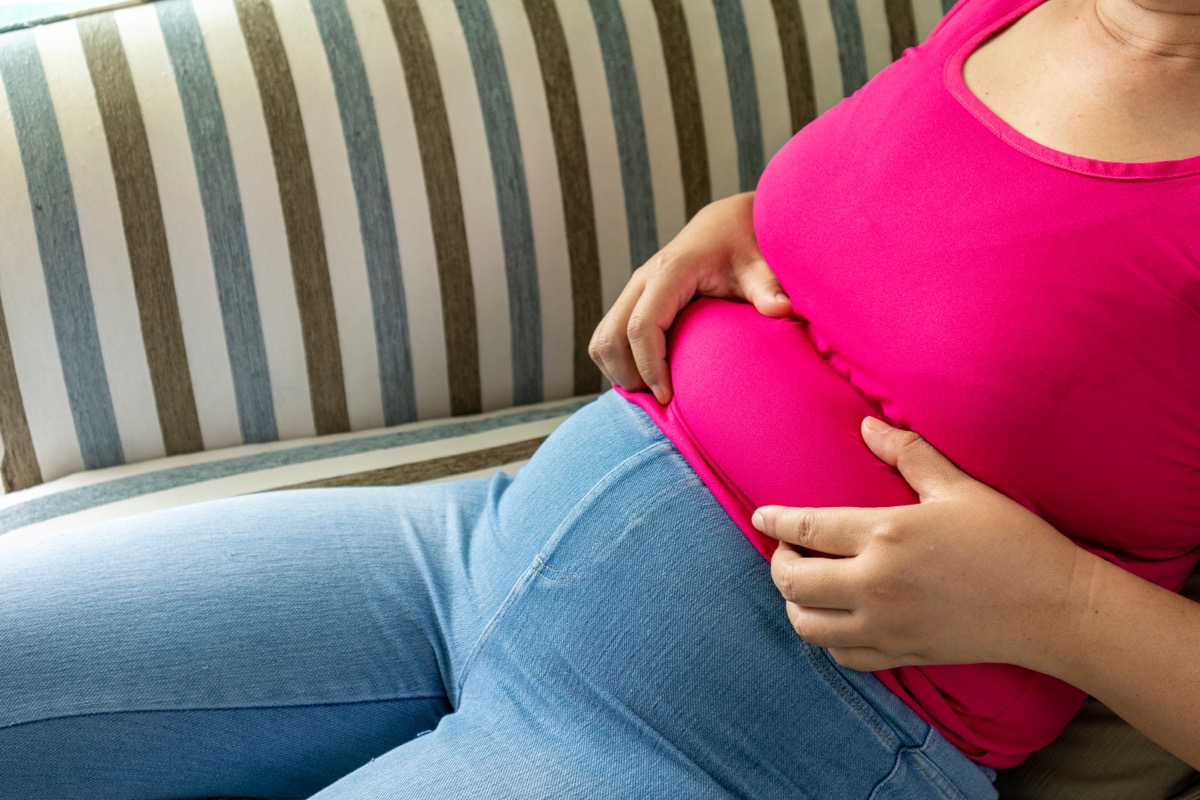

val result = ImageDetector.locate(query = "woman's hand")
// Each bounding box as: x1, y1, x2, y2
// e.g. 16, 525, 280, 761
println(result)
588, 191, 792, 405
752, 417, 1098, 673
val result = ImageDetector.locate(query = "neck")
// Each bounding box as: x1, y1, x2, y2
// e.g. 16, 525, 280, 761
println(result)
1086, 0, 1200, 63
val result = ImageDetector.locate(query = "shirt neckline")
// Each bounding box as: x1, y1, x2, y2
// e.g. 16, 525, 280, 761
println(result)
943, 0, 1200, 180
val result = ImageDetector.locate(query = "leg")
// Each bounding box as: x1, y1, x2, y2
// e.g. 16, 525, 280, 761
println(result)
0, 477, 504, 800
309, 392, 999, 799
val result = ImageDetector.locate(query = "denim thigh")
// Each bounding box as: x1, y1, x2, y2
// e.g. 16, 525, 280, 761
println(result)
314, 391, 999, 799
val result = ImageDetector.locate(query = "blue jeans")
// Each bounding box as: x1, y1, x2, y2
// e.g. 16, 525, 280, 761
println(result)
0, 390, 997, 799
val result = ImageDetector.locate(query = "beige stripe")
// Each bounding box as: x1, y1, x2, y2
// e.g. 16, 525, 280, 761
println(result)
116, 5, 243, 451
233, 0, 350, 436
678, 0, 739, 201
383, 0, 485, 416
0, 69, 86, 481
649, 0, 712, 220
489, 0, 575, 403
194, 0, 316, 442
270, 0, 385, 432
797, 0, 843, 114
883, 0, 918, 57
520, 0, 604, 397
78, 13, 204, 459
911, 0, 944, 43
272, 436, 545, 490
0, 294, 41, 492
620, 0, 686, 246
344, 0, 451, 422
36, 22, 166, 466
768, 0, 816, 132
742, 0, 794, 159
856, 0, 894, 79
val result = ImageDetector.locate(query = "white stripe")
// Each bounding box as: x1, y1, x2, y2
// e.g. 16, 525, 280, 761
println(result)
195, 0, 315, 442
742, 0, 795, 159
912, 0, 944, 43
856, 0, 893, 78
798, 0, 844, 114
270, 0, 385, 432
116, 6, 242, 451
559, 1, 630, 313
346, 0, 452, 421
488, 0, 575, 402
35, 22, 165, 466
620, 0, 686, 244
419, 0, 513, 413
678, 0, 739, 201
0, 81, 84, 482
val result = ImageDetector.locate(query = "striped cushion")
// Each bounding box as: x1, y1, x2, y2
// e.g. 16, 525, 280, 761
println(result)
0, 0, 948, 494
0, 392, 595, 538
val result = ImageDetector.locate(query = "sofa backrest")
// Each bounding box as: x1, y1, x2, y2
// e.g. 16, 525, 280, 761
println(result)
0, 0, 945, 492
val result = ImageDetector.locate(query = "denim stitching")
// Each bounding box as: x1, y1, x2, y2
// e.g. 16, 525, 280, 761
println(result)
454, 439, 673, 698
803, 645, 899, 750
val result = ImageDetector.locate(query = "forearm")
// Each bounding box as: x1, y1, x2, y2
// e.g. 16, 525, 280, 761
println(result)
1029, 552, 1200, 769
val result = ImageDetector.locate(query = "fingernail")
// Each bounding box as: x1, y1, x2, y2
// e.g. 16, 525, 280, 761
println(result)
863, 416, 890, 434
774, 292, 789, 304
649, 384, 665, 405
752, 510, 765, 531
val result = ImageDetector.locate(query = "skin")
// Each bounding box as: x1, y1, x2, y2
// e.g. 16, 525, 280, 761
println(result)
589, 0, 1200, 772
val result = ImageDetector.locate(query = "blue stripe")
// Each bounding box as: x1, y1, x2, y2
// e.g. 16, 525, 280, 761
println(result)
941, 0, 959, 14
309, 0, 417, 426
828, 0, 868, 95
586, 0, 658, 270
453, 0, 542, 406
0, 31, 124, 470
157, 1, 278, 443
0, 396, 595, 534
711, 0, 764, 191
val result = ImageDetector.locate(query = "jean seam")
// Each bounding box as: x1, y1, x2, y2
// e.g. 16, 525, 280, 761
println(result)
0, 694, 449, 732
804, 645, 900, 751
453, 439, 673, 699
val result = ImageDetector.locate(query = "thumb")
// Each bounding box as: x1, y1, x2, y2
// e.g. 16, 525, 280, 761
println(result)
737, 258, 792, 318
860, 417, 966, 501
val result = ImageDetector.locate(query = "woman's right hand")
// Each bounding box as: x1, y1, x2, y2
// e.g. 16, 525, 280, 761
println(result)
587, 191, 793, 405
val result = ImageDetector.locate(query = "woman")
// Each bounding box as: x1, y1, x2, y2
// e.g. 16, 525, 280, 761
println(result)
1, 0, 1197, 795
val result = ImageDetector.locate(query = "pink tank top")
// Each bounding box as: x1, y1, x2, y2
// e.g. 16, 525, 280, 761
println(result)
617, 0, 1200, 768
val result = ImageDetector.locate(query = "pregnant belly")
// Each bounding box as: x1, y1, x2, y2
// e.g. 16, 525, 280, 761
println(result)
665, 297, 920, 554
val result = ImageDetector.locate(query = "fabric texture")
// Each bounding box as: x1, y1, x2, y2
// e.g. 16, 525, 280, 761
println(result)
0, 390, 999, 799
0, 0, 939, 492
619, 0, 1200, 771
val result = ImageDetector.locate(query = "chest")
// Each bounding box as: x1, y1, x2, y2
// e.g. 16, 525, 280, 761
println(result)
960, 0, 1200, 163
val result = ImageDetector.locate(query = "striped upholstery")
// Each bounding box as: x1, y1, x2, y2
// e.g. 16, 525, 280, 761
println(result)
0, 0, 949, 494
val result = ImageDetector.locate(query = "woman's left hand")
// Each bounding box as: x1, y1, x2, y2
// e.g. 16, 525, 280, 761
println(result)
752, 417, 1098, 673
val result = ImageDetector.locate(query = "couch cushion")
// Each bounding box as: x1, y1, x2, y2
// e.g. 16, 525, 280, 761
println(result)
0, 393, 594, 539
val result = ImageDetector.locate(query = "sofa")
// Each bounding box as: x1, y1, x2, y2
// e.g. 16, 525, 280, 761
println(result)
0, 0, 1196, 796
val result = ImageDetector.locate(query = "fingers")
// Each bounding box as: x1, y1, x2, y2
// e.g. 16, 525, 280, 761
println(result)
588, 271, 648, 392
626, 268, 696, 404
859, 418, 967, 501
735, 257, 793, 319
752, 505, 876, 555
770, 542, 857, 609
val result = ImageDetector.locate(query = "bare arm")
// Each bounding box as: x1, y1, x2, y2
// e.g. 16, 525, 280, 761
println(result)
1032, 553, 1200, 769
